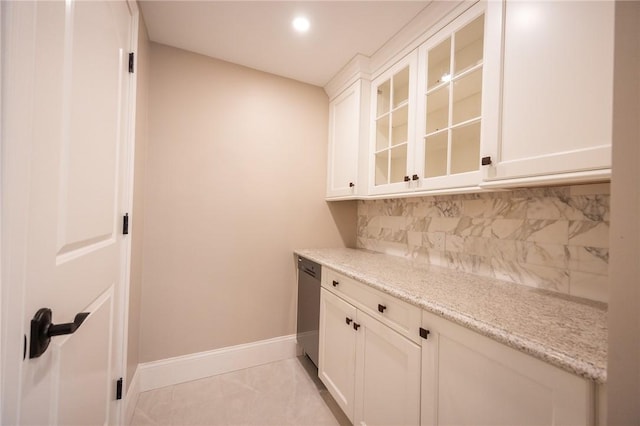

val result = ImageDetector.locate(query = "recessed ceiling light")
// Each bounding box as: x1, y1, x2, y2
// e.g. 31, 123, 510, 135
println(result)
292, 16, 310, 33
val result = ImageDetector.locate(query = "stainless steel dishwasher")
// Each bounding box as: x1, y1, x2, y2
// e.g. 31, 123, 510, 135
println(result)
296, 255, 321, 367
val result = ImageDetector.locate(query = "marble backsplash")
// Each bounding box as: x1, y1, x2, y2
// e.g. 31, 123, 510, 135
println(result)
357, 183, 610, 302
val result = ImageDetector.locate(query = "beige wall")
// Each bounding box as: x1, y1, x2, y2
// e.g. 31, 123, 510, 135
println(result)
608, 0, 640, 422
126, 17, 150, 387
140, 43, 356, 362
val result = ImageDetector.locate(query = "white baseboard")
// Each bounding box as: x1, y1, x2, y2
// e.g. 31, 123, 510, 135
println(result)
138, 334, 301, 392
125, 368, 141, 426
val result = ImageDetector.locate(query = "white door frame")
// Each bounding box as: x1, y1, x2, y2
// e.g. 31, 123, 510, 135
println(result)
0, 1, 139, 423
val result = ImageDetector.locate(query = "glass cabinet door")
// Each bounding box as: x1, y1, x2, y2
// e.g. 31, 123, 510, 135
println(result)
374, 64, 412, 187
421, 14, 484, 180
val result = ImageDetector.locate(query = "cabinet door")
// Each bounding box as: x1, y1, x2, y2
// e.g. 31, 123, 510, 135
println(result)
326, 81, 362, 198
319, 288, 357, 422
482, 0, 614, 184
355, 310, 421, 426
414, 4, 487, 191
369, 52, 418, 195
421, 310, 594, 426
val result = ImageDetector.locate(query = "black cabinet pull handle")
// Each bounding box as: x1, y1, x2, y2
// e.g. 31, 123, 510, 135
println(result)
403, 175, 410, 182
332, 280, 339, 287
346, 317, 353, 325
353, 323, 361, 331
349, 182, 355, 188
420, 327, 431, 339
378, 304, 387, 313
412, 174, 419, 181
30, 308, 90, 359
481, 156, 492, 166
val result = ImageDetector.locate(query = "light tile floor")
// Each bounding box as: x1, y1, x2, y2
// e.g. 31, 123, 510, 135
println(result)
131, 356, 351, 426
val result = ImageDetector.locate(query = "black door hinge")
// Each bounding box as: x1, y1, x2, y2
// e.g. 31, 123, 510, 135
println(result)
116, 377, 123, 400
123, 213, 129, 235
128, 52, 134, 73
419, 327, 430, 339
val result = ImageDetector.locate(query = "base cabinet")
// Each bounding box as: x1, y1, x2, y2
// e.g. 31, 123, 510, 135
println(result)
319, 288, 421, 425
421, 310, 595, 425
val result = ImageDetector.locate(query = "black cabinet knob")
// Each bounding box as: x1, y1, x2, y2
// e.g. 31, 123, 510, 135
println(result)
346, 317, 353, 325
349, 182, 355, 188
412, 174, 419, 181
332, 280, 339, 287
353, 323, 361, 331
481, 156, 492, 166
378, 304, 387, 313
419, 327, 431, 339
403, 176, 410, 182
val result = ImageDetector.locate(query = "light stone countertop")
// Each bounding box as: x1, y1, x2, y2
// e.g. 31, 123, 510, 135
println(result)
295, 248, 607, 383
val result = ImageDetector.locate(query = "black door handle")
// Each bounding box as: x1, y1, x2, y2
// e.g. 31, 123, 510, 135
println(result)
378, 304, 387, 313
30, 308, 90, 359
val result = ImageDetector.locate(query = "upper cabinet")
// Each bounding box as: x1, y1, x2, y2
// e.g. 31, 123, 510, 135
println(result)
326, 80, 370, 199
481, 0, 614, 186
414, 8, 488, 191
369, 53, 418, 195
368, 3, 493, 196
324, 0, 615, 198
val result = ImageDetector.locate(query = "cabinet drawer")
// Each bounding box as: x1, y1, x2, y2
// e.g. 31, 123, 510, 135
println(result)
322, 268, 421, 343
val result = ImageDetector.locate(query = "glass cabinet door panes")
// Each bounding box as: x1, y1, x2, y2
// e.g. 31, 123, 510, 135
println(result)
454, 15, 484, 76
373, 59, 413, 188
391, 106, 408, 146
426, 87, 449, 134
451, 122, 481, 174
424, 132, 448, 178
427, 39, 451, 90
376, 115, 390, 151
452, 69, 482, 125
375, 151, 389, 186
377, 81, 391, 116
390, 145, 408, 183
422, 14, 484, 180
392, 67, 410, 108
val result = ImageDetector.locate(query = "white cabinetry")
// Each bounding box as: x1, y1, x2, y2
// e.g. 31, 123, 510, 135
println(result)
481, 0, 614, 186
420, 310, 594, 425
319, 270, 421, 425
326, 80, 370, 199
414, 3, 491, 191
369, 52, 419, 195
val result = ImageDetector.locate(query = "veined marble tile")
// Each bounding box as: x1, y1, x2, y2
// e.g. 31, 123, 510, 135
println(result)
491, 259, 570, 293
569, 221, 610, 248
445, 234, 465, 253
407, 216, 431, 232
490, 219, 525, 239
379, 215, 408, 230
487, 238, 519, 262
357, 183, 609, 301
569, 182, 610, 196
570, 271, 608, 303
407, 231, 422, 247
567, 246, 609, 275
428, 217, 461, 233
516, 241, 569, 269
423, 232, 445, 251
566, 195, 610, 221
444, 252, 492, 276
518, 220, 569, 245
453, 217, 493, 237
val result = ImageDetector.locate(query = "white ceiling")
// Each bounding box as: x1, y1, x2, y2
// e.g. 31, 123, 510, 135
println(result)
139, 1, 430, 87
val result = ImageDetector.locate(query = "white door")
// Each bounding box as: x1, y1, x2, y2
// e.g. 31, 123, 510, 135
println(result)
1, 0, 136, 424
